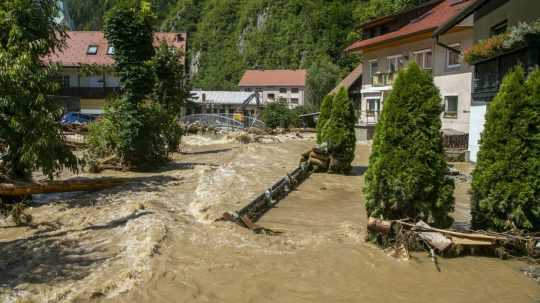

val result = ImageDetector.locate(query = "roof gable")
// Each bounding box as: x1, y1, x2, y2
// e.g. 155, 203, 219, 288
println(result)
346, 0, 474, 52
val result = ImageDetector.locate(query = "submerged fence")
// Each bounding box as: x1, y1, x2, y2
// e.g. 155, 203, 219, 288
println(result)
180, 114, 265, 130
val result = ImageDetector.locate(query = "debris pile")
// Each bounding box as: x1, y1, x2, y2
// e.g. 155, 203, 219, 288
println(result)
301, 146, 330, 172
367, 217, 540, 263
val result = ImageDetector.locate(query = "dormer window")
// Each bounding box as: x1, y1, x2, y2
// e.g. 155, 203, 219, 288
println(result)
87, 45, 98, 55
107, 46, 115, 55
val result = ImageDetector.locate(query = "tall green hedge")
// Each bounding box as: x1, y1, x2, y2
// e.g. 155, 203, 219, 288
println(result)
320, 87, 356, 174
471, 66, 540, 231
363, 63, 454, 228
316, 94, 333, 144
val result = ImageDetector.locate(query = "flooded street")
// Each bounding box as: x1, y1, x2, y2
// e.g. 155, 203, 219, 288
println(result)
1, 135, 538, 303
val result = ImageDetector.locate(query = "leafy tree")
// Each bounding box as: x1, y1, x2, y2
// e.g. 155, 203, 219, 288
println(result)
471, 67, 540, 231
291, 104, 319, 128
152, 43, 190, 151
89, 1, 170, 167
261, 99, 294, 129
0, 0, 77, 181
320, 87, 356, 174
305, 58, 341, 106
363, 63, 454, 228
316, 94, 333, 144
104, 0, 155, 103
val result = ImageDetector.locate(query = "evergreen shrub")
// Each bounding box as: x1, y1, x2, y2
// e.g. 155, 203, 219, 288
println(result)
320, 87, 356, 174
471, 66, 540, 231
363, 63, 454, 228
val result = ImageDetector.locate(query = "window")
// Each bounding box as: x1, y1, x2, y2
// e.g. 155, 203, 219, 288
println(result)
491, 20, 508, 37
369, 60, 379, 78
413, 49, 432, 69
291, 88, 299, 93
279, 88, 287, 94
444, 96, 458, 118
267, 93, 275, 100
447, 44, 461, 68
290, 98, 299, 104
61, 75, 70, 88
387, 55, 404, 73
87, 45, 98, 55
366, 98, 380, 116
245, 88, 252, 92
107, 46, 115, 55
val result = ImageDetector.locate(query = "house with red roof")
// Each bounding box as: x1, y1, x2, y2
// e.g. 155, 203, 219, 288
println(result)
344, 0, 475, 141
44, 31, 186, 114
238, 69, 307, 108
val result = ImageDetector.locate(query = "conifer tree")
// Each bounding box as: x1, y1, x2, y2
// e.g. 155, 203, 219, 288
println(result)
321, 87, 356, 174
0, 0, 77, 181
316, 94, 333, 144
363, 63, 454, 228
471, 66, 540, 231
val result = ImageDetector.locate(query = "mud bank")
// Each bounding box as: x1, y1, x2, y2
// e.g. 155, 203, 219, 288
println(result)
1, 135, 538, 303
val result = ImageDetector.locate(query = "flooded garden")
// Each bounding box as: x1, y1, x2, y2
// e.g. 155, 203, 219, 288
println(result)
1, 134, 538, 303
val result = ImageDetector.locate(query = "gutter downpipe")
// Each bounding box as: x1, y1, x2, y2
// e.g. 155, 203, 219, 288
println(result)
435, 36, 461, 55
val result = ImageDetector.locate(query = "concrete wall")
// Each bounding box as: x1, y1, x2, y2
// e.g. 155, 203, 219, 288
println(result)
474, 0, 540, 42
468, 104, 487, 162
240, 86, 305, 108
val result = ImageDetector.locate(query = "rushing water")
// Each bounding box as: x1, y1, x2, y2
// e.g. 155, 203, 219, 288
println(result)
0, 135, 538, 303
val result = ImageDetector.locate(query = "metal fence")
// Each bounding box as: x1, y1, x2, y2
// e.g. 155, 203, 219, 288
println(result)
179, 114, 266, 130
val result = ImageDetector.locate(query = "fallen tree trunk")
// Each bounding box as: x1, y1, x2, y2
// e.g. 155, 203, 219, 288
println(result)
0, 178, 128, 196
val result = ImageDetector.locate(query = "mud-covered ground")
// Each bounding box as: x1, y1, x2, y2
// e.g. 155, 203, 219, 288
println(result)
0, 134, 538, 303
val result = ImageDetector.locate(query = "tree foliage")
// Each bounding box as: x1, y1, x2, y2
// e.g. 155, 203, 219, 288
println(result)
261, 100, 294, 129
320, 88, 356, 174
89, 1, 189, 166
363, 63, 454, 228
0, 0, 77, 181
471, 67, 540, 232
305, 58, 341, 107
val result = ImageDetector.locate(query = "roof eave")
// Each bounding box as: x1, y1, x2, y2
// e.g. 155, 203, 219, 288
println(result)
433, 0, 487, 37
346, 28, 436, 53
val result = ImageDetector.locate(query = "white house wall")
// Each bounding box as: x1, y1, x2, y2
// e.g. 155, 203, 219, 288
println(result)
433, 72, 472, 133
468, 104, 487, 162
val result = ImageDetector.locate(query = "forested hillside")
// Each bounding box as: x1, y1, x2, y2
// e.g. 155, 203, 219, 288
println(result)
66, 0, 428, 97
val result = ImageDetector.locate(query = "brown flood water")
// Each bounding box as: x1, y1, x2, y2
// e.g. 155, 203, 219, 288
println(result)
0, 134, 538, 303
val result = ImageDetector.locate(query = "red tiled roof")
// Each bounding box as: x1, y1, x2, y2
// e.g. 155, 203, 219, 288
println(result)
345, 0, 474, 52
44, 31, 186, 67
239, 70, 307, 87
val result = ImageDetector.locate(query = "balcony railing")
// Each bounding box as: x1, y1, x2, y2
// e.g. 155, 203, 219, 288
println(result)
372, 72, 395, 87
357, 110, 381, 126
58, 87, 121, 99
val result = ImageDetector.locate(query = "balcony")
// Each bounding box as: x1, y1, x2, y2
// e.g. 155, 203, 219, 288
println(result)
58, 87, 121, 99
472, 34, 540, 103
372, 72, 395, 87
357, 110, 381, 126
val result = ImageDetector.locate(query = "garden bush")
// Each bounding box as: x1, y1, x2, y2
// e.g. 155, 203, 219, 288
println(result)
471, 66, 540, 232
261, 100, 295, 129
316, 94, 334, 144
363, 63, 454, 228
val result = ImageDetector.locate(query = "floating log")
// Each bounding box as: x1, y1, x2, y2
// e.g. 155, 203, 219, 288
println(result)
0, 178, 128, 196
309, 151, 329, 162
367, 217, 393, 234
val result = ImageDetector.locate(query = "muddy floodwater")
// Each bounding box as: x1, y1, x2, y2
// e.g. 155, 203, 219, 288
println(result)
1, 134, 538, 303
